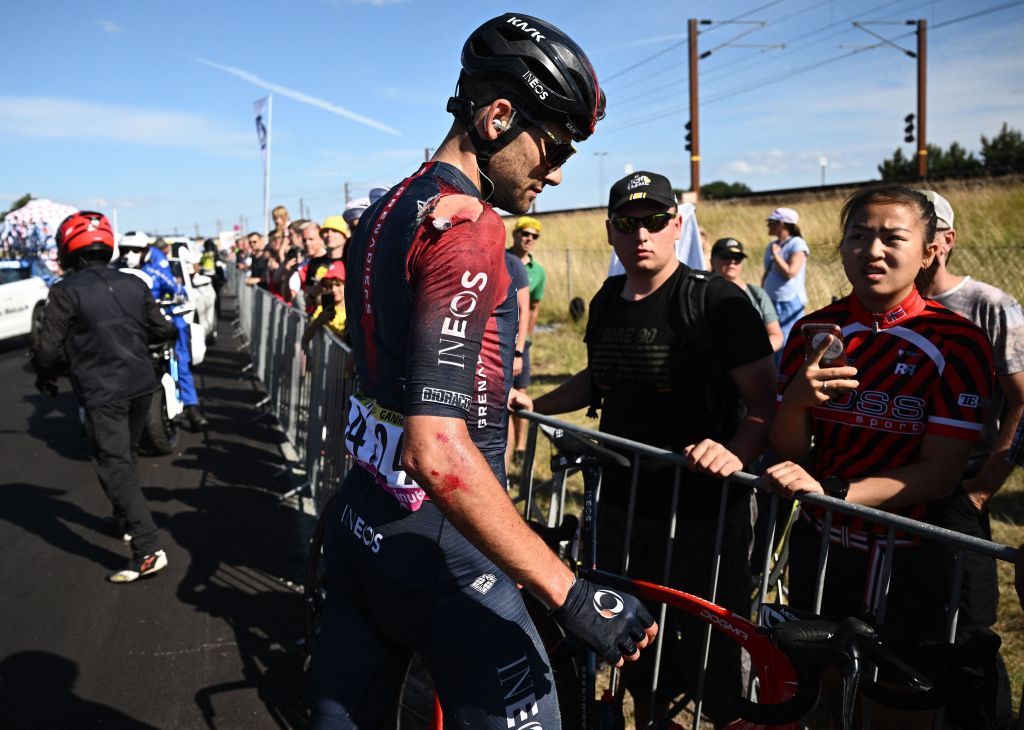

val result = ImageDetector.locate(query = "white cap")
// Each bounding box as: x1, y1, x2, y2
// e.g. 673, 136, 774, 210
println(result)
767, 207, 800, 225
918, 189, 954, 228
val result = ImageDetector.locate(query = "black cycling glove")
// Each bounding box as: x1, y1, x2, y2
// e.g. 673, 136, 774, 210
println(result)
552, 578, 655, 665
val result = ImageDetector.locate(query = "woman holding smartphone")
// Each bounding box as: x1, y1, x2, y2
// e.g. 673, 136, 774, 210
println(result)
764, 185, 993, 646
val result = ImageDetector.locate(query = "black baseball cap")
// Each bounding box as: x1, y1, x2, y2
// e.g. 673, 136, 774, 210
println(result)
607, 171, 677, 216
711, 238, 747, 259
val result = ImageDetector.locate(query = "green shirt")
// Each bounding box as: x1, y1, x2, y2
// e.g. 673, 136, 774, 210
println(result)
520, 253, 546, 303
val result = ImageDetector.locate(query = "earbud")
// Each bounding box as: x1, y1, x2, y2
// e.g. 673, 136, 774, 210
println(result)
492, 119, 511, 133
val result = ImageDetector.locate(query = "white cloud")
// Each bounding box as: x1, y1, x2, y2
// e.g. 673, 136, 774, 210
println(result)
192, 57, 402, 136
97, 20, 122, 34
0, 96, 252, 153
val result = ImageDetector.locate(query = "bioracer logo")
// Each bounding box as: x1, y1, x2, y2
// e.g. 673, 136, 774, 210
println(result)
506, 16, 545, 42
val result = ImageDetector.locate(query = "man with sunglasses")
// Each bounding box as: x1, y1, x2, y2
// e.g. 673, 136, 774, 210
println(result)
309, 14, 657, 730
527, 171, 777, 726
507, 215, 547, 465
709, 237, 783, 351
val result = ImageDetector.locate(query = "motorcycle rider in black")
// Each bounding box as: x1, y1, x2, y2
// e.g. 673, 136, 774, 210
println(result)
32, 211, 177, 583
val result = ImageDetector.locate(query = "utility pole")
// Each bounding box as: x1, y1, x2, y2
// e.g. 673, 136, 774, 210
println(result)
194, 223, 200, 239
424, 147, 434, 162
216, 218, 222, 233
344, 182, 351, 204
916, 19, 927, 179
299, 198, 305, 220
688, 18, 700, 197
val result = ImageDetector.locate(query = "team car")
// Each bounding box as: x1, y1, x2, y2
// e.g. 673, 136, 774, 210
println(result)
0, 260, 51, 343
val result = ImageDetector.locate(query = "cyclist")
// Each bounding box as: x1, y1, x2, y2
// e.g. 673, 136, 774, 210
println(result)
765, 185, 994, 722
31, 212, 177, 583
309, 14, 656, 729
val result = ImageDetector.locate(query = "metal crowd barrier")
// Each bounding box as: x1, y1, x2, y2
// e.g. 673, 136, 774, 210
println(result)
516, 410, 1020, 730
228, 266, 355, 511
227, 264, 1021, 728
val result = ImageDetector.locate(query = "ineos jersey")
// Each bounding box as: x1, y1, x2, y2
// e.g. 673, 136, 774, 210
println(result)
344, 162, 516, 509
778, 288, 993, 540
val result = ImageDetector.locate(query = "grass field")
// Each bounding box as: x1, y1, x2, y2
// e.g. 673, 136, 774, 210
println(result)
511, 176, 1024, 714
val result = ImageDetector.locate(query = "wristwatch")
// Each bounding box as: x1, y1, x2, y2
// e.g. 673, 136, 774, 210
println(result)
822, 474, 850, 501
514, 350, 524, 358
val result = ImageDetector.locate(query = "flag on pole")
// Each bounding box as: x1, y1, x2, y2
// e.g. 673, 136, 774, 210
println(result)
253, 95, 272, 235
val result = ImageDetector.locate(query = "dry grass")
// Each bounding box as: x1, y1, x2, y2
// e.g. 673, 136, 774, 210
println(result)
506, 177, 1024, 325
513, 177, 1024, 720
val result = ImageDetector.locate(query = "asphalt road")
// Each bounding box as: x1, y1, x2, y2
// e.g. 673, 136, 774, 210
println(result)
0, 296, 313, 729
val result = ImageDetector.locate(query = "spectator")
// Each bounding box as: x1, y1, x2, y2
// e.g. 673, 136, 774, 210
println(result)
303, 218, 347, 316
709, 237, 783, 351
504, 249, 530, 474
915, 189, 1023, 728
507, 215, 546, 466
761, 207, 809, 349
31, 212, 177, 583
271, 205, 291, 242
525, 171, 777, 726
342, 197, 370, 233
246, 232, 269, 288
609, 200, 705, 274
300, 261, 346, 349
764, 186, 994, 696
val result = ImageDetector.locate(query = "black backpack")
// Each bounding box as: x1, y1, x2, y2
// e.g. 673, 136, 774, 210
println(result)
584, 267, 742, 438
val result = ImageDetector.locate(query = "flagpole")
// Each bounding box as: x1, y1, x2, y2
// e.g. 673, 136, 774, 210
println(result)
264, 94, 273, 237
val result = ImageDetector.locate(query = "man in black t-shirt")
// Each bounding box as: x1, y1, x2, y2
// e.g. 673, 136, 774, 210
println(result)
524, 171, 777, 725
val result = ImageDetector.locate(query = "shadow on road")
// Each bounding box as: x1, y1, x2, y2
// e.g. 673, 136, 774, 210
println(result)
0, 482, 129, 570
0, 651, 159, 729
146, 480, 310, 728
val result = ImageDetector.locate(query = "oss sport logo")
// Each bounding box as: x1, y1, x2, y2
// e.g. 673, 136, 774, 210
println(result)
593, 590, 625, 619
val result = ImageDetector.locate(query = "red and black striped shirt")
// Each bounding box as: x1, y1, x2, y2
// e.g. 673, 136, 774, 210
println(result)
778, 288, 994, 542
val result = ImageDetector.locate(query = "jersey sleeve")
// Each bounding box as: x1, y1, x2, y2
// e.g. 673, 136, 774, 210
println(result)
403, 195, 511, 420
706, 278, 773, 370
926, 323, 994, 440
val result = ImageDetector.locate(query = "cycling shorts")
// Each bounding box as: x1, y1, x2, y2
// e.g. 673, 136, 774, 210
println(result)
309, 468, 561, 729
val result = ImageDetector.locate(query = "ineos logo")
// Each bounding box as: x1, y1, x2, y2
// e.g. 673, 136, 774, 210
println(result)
593, 590, 624, 619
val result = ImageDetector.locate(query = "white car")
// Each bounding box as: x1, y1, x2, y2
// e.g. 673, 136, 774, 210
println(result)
0, 260, 51, 343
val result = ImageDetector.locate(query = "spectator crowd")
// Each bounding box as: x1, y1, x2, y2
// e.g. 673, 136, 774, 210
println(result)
229, 172, 1023, 728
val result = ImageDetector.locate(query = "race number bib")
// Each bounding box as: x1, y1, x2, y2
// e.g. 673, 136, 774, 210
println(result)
345, 395, 426, 511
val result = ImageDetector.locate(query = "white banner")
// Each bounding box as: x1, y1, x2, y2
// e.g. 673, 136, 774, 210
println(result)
252, 95, 272, 235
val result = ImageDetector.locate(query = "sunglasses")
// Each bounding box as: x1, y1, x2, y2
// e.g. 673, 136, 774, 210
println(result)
518, 230, 540, 240
609, 212, 675, 235
716, 254, 745, 263
518, 108, 576, 169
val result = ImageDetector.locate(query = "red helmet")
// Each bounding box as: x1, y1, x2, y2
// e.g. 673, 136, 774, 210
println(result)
56, 211, 115, 268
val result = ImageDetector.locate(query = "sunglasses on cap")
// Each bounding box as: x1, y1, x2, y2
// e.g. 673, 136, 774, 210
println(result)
609, 212, 675, 235
517, 108, 576, 169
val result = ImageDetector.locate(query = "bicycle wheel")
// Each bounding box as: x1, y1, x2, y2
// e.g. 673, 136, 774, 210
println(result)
303, 491, 341, 664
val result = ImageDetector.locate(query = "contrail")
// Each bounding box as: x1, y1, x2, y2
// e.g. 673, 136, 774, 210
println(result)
191, 56, 401, 137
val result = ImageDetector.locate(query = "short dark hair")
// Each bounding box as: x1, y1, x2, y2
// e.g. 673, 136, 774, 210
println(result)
840, 184, 937, 248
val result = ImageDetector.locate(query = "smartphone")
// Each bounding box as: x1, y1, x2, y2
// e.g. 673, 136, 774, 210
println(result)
801, 323, 847, 366
321, 292, 336, 310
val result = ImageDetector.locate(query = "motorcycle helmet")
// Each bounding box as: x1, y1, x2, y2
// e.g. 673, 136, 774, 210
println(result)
56, 211, 115, 269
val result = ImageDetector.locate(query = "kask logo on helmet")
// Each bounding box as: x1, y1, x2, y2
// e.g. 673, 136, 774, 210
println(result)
506, 16, 545, 42
593, 590, 625, 619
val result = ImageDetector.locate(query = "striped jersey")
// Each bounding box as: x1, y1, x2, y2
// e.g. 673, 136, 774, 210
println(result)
778, 288, 994, 540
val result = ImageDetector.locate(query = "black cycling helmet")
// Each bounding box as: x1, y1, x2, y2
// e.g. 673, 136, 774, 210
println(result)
448, 14, 604, 195
458, 13, 605, 142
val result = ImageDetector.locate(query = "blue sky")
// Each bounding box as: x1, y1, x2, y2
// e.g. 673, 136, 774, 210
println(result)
3, 0, 1022, 235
